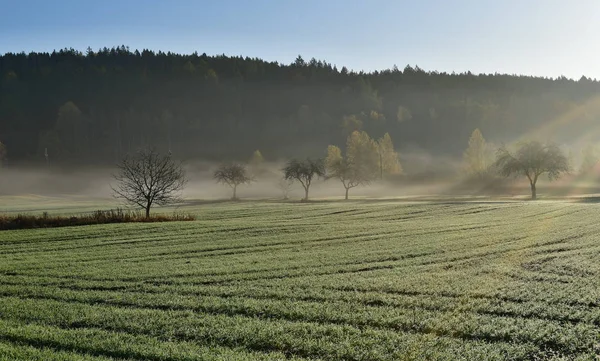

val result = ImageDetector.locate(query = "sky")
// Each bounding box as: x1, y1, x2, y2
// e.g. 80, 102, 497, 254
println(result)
2, 0, 600, 79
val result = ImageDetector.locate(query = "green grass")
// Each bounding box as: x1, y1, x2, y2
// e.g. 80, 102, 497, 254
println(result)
1, 200, 599, 360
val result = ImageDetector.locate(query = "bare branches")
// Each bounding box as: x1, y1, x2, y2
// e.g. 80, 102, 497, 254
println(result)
214, 163, 254, 200
283, 158, 325, 201
112, 148, 186, 217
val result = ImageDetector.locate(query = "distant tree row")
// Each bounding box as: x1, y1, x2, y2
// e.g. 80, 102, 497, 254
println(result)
325, 131, 401, 199
211, 129, 578, 201
462, 129, 574, 199
2, 47, 600, 165
213, 131, 402, 201
113, 129, 579, 217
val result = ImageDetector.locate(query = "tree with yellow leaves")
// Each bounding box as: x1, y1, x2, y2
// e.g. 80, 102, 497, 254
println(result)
376, 133, 402, 180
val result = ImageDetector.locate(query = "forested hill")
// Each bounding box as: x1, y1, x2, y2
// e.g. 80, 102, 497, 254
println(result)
1, 46, 599, 165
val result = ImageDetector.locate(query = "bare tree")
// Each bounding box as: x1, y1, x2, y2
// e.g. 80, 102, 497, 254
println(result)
112, 148, 186, 217
283, 158, 325, 201
495, 141, 569, 200
214, 163, 253, 200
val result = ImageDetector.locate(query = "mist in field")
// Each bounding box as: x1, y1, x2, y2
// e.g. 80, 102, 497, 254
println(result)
0, 156, 456, 201
2, 144, 599, 213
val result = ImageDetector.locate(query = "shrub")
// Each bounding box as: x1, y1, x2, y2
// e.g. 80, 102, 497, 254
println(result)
0, 208, 195, 231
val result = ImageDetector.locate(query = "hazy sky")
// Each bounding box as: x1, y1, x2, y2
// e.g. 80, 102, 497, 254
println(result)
2, 0, 599, 79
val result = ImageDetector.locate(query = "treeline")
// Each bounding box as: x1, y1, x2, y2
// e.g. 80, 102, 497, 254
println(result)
1, 46, 600, 166
213, 130, 402, 201
215, 128, 600, 201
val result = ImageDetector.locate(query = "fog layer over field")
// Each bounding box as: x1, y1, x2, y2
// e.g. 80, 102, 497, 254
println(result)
2, 153, 600, 210
1, 159, 464, 201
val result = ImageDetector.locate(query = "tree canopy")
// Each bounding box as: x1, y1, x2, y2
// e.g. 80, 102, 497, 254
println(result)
112, 148, 186, 217
346, 131, 379, 182
2, 47, 599, 165
213, 163, 253, 200
283, 158, 325, 201
463, 129, 490, 178
376, 133, 402, 179
495, 141, 569, 199
325, 145, 370, 200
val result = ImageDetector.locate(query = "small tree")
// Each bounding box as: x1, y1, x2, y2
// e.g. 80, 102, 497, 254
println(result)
376, 133, 402, 180
463, 128, 489, 178
283, 158, 325, 201
326, 145, 372, 200
112, 148, 186, 218
495, 141, 569, 200
214, 163, 253, 200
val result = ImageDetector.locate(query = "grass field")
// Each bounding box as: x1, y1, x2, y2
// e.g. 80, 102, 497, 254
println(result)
1, 200, 600, 360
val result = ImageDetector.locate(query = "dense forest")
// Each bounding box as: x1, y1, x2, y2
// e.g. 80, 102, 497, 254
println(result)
1, 46, 600, 167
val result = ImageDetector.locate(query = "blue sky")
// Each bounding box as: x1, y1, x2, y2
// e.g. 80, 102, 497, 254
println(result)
2, 0, 599, 79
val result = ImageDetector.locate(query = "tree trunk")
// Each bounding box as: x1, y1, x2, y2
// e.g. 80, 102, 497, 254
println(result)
304, 186, 309, 201
145, 203, 151, 218
345, 187, 349, 200
233, 185, 237, 200
530, 182, 537, 200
